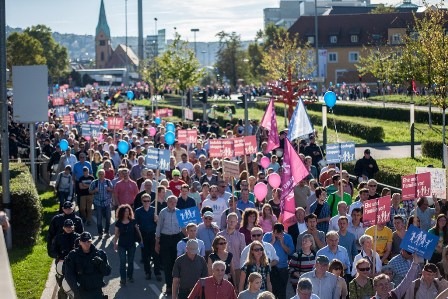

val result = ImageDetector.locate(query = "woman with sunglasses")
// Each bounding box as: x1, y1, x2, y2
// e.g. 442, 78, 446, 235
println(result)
239, 241, 272, 294
329, 259, 348, 299
349, 258, 375, 299
207, 236, 236, 285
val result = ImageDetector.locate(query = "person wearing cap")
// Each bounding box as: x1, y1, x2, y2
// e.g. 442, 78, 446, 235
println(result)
50, 219, 80, 299
55, 165, 75, 212
78, 166, 95, 225
47, 201, 83, 257
200, 164, 219, 186
169, 169, 187, 197
172, 239, 208, 299
64, 231, 111, 299
156, 195, 184, 295
197, 210, 220, 258
188, 260, 237, 299
300, 255, 340, 299
354, 149, 379, 182
387, 249, 416, 287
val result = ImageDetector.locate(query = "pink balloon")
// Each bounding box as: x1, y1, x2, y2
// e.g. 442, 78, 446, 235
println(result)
260, 156, 270, 169
149, 127, 157, 137
254, 182, 268, 202
268, 173, 281, 189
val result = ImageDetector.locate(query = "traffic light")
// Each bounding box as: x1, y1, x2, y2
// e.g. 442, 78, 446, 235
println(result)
198, 90, 207, 104
236, 94, 246, 108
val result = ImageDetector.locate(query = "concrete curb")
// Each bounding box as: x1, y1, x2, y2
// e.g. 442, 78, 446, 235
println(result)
40, 261, 58, 299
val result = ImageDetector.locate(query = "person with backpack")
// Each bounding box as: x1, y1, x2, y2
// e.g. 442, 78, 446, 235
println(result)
89, 169, 114, 239
288, 234, 317, 292
404, 263, 448, 299
55, 165, 74, 212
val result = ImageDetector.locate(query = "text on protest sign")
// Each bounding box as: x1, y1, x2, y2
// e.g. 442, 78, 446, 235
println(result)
401, 172, 431, 201
362, 196, 391, 227
325, 142, 356, 164
221, 139, 234, 158
52, 98, 65, 106
233, 138, 245, 156
177, 130, 198, 145
62, 114, 75, 125
145, 148, 171, 171
400, 224, 438, 260
118, 103, 128, 117
209, 139, 222, 158
222, 160, 240, 178
83, 98, 93, 106
90, 101, 99, 110
81, 124, 102, 140
55, 106, 70, 117
75, 111, 89, 123
155, 108, 173, 117
185, 108, 194, 121
107, 117, 124, 130
416, 167, 446, 199
244, 136, 258, 155
131, 106, 146, 118
176, 207, 202, 228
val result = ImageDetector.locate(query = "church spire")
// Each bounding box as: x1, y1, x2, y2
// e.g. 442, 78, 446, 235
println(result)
96, 0, 111, 39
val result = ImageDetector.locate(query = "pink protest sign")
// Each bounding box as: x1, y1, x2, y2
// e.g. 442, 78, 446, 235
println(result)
155, 108, 173, 117
62, 114, 75, 125
233, 138, 245, 156
209, 140, 222, 158
401, 172, 431, 201
177, 130, 188, 144
221, 139, 234, 158
363, 196, 391, 227
107, 117, 124, 130
244, 135, 258, 155
52, 97, 65, 106
177, 130, 198, 145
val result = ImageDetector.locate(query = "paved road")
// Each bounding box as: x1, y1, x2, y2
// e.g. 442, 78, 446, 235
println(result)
356, 144, 422, 159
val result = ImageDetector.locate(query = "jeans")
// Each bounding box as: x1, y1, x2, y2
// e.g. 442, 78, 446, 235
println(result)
94, 205, 111, 235
118, 245, 136, 282
141, 231, 161, 276
58, 191, 70, 212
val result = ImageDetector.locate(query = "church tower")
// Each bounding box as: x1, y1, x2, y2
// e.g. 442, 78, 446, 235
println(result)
95, 0, 113, 68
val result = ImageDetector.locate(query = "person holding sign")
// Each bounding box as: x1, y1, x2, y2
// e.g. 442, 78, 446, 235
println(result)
411, 196, 440, 232
387, 249, 414, 287
365, 223, 393, 264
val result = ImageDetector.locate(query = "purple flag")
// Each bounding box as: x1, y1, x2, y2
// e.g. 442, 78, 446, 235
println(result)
262, 100, 280, 153
280, 138, 310, 206
260, 99, 274, 131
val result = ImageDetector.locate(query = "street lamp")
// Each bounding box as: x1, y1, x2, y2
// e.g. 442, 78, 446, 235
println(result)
125, 0, 128, 85
191, 28, 199, 58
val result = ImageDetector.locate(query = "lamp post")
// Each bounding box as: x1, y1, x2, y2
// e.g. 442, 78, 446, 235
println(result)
191, 28, 199, 58
314, 0, 319, 96
125, 0, 128, 85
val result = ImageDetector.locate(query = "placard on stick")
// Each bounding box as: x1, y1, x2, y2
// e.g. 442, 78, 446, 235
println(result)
401, 172, 431, 201
416, 167, 446, 200
222, 160, 240, 178
362, 196, 391, 227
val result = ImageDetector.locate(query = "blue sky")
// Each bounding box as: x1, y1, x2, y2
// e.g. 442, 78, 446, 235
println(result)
5, 0, 428, 42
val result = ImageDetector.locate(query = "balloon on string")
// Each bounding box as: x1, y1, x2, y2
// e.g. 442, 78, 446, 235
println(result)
260, 156, 270, 169
127, 90, 134, 100
165, 131, 175, 145
149, 127, 157, 136
59, 139, 69, 151
155, 117, 161, 125
268, 173, 281, 189
254, 182, 268, 202
117, 140, 129, 154
79, 98, 84, 104
106, 99, 112, 106
324, 91, 337, 108
166, 122, 175, 132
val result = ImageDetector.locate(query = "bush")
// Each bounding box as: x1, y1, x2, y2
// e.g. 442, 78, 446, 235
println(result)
421, 140, 443, 160
0, 163, 42, 248
305, 102, 443, 125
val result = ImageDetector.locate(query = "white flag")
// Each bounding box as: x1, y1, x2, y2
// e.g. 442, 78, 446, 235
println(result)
287, 98, 314, 141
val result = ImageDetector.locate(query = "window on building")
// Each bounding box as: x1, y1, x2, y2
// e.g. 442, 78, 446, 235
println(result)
328, 52, 338, 63
307, 36, 315, 45
99, 40, 106, 46
351, 35, 359, 43
391, 34, 401, 44
349, 52, 359, 63
330, 36, 337, 44
101, 52, 104, 61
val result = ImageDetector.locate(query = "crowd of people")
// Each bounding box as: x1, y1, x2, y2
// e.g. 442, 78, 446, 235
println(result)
12, 86, 443, 299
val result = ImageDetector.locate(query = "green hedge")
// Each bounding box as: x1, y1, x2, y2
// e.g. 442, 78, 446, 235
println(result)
255, 102, 385, 142
422, 140, 443, 160
305, 103, 444, 125
0, 163, 42, 248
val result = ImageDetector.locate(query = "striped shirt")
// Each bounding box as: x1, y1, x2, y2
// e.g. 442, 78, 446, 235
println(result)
288, 250, 316, 286
89, 178, 113, 207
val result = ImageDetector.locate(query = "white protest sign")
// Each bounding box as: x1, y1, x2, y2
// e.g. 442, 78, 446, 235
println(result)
222, 160, 240, 178
118, 103, 128, 117
185, 108, 194, 120
416, 167, 446, 201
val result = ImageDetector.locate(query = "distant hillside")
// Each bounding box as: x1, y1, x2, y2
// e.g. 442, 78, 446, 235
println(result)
6, 25, 139, 61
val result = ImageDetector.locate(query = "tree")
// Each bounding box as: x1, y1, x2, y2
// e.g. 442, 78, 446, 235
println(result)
261, 31, 315, 82
156, 33, 204, 118
6, 32, 46, 71
370, 4, 397, 14
24, 25, 69, 82
140, 59, 166, 97
215, 31, 249, 88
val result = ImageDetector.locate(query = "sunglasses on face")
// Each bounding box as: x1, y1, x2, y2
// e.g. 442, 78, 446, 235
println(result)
358, 267, 371, 272
218, 242, 227, 245
252, 247, 264, 252
252, 234, 262, 237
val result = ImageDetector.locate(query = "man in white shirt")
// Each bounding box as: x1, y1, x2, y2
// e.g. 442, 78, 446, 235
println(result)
202, 185, 228, 220
329, 201, 351, 232
240, 227, 279, 268
176, 153, 194, 175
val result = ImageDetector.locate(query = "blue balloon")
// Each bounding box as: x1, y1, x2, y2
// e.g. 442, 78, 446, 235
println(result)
324, 91, 337, 108
155, 117, 161, 125
165, 131, 175, 145
79, 98, 84, 104
166, 122, 175, 132
117, 140, 129, 155
127, 91, 134, 100
59, 139, 69, 151
107, 99, 112, 106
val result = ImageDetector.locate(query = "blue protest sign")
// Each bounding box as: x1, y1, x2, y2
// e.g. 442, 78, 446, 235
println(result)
75, 111, 89, 123
145, 148, 171, 171
90, 124, 102, 138
158, 149, 171, 171
325, 142, 355, 164
400, 224, 438, 259
132, 106, 146, 118
55, 106, 69, 117
176, 207, 202, 228
81, 124, 91, 137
